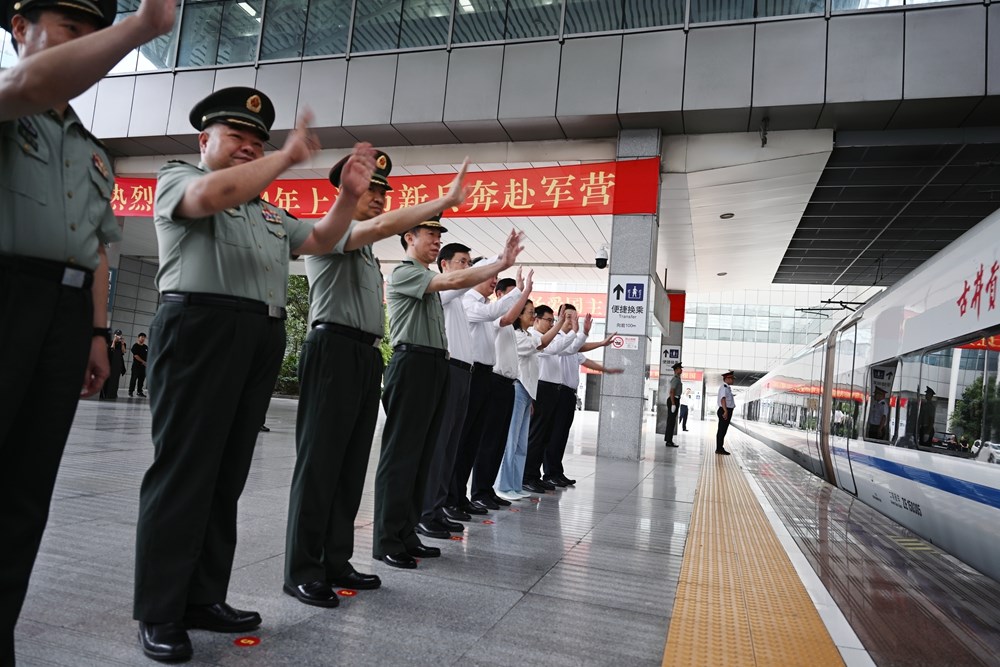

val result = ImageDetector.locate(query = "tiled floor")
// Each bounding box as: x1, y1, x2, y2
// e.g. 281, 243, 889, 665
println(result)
15, 398, 699, 666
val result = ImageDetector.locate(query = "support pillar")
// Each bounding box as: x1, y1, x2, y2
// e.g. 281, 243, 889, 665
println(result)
597, 129, 661, 460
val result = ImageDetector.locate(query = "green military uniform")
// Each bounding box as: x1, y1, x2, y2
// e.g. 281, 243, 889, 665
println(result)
0, 0, 120, 654
373, 247, 451, 560
133, 88, 312, 624
284, 218, 385, 587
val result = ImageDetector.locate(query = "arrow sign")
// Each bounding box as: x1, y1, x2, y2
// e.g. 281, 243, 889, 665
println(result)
612, 284, 624, 300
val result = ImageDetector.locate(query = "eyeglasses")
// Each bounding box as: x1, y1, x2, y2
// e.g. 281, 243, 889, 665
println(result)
538, 317, 554, 323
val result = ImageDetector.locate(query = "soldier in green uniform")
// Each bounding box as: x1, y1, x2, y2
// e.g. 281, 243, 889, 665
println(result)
131, 87, 375, 662
0, 0, 175, 663
373, 223, 525, 569
283, 156, 472, 607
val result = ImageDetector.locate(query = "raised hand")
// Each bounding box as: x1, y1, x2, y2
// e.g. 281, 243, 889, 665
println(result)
135, 0, 178, 40
524, 269, 534, 293
281, 107, 320, 167
499, 229, 525, 269
583, 313, 593, 335
444, 158, 472, 210
515, 266, 524, 291
339, 142, 377, 199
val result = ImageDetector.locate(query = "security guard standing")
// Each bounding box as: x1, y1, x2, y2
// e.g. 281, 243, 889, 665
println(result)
717, 371, 736, 455
373, 224, 525, 569
0, 0, 175, 663
664, 362, 683, 447
132, 87, 375, 662
283, 157, 472, 607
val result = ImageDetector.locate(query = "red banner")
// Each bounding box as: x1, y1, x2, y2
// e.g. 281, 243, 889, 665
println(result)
960, 336, 1000, 352
110, 158, 660, 219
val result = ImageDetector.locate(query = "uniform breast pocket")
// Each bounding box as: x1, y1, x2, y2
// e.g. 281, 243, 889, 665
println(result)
264, 223, 288, 260
214, 211, 252, 248
84, 164, 114, 227
0, 135, 51, 205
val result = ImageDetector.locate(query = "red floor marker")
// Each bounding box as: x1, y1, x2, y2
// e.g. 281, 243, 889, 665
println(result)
337, 589, 357, 597
530, 498, 540, 503
450, 535, 464, 541
234, 636, 260, 647
482, 519, 495, 525
509, 508, 521, 512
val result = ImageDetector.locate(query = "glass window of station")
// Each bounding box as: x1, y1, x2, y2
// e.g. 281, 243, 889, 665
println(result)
87, 0, 967, 74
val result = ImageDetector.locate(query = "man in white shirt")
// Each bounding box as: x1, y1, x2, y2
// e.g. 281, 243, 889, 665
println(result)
416, 242, 475, 539
469, 274, 532, 508
716, 370, 736, 455
445, 262, 524, 515
867, 388, 889, 440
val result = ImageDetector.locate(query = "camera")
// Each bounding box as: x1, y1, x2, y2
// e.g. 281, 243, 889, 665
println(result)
595, 246, 609, 269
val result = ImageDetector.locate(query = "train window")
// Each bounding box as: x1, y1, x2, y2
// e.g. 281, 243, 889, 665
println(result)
863, 363, 896, 443
900, 333, 1000, 460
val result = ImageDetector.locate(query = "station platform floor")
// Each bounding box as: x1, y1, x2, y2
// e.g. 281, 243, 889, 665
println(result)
13, 398, 1000, 666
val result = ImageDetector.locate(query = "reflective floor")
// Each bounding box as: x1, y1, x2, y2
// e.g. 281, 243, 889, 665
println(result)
15, 398, 695, 666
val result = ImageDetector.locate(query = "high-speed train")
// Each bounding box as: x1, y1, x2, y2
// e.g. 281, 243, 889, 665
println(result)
741, 210, 1000, 582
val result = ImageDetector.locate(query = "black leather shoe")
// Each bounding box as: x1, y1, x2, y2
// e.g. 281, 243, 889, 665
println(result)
558, 474, 576, 486
716, 449, 732, 455
471, 498, 498, 511
138, 621, 192, 662
439, 516, 464, 532
416, 521, 451, 540
522, 480, 546, 493
544, 476, 568, 488
259, 424, 270, 432
491, 494, 512, 507
376, 552, 417, 569
330, 569, 381, 590
282, 581, 339, 608
183, 602, 261, 633
538, 479, 557, 491
442, 505, 472, 521
461, 501, 489, 515
406, 543, 441, 558
137, 391, 146, 397
665, 442, 679, 448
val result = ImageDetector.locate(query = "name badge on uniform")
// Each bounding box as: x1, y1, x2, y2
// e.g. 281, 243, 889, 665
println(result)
261, 207, 282, 224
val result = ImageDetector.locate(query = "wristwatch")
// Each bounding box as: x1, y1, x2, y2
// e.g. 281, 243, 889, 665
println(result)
93, 327, 111, 344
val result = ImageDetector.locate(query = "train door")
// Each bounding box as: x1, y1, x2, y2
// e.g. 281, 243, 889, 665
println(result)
833, 324, 859, 495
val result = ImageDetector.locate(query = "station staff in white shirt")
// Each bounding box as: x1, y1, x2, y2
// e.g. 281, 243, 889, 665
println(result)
716, 370, 736, 455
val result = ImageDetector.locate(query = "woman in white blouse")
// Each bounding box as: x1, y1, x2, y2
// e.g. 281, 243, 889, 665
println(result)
495, 299, 563, 500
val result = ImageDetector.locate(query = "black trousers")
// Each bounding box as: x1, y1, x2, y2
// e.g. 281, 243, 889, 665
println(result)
543, 387, 577, 478
470, 374, 516, 502
285, 327, 382, 585
129, 363, 146, 394
679, 405, 688, 430
422, 363, 471, 523
133, 303, 284, 622
524, 380, 561, 483
447, 364, 493, 508
0, 270, 91, 666
664, 398, 680, 443
717, 407, 733, 451
373, 349, 449, 557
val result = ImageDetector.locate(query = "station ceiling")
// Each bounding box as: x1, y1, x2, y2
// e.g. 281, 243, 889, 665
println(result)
774, 136, 1000, 287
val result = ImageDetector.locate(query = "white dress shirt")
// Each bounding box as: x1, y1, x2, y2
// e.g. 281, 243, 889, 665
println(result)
518, 329, 542, 398
536, 329, 587, 384
718, 383, 735, 409
441, 287, 473, 364
561, 351, 586, 390
463, 287, 522, 365
493, 323, 520, 380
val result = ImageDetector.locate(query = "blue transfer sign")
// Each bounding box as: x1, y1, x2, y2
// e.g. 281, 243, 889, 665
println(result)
625, 283, 644, 301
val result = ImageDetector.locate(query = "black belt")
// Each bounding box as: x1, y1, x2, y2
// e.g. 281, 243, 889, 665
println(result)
0, 254, 93, 289
473, 362, 493, 373
313, 321, 381, 347
160, 292, 286, 320
449, 358, 473, 372
538, 380, 562, 391
492, 373, 516, 385
394, 343, 449, 359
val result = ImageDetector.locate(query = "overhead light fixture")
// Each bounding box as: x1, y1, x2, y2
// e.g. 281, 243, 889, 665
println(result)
720, 213, 734, 220
459, 0, 474, 12
237, 1, 256, 16
717, 272, 728, 276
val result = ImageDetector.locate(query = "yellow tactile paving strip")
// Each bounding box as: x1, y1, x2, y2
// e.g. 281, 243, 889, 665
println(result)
662, 446, 845, 667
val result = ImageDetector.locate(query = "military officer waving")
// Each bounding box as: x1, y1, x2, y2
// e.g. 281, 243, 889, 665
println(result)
131, 87, 375, 662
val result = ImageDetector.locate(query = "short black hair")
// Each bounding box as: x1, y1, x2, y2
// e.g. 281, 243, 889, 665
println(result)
495, 278, 516, 296
437, 242, 471, 272
138, 332, 147, 338
534, 305, 553, 319
514, 299, 534, 331
562, 303, 577, 312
